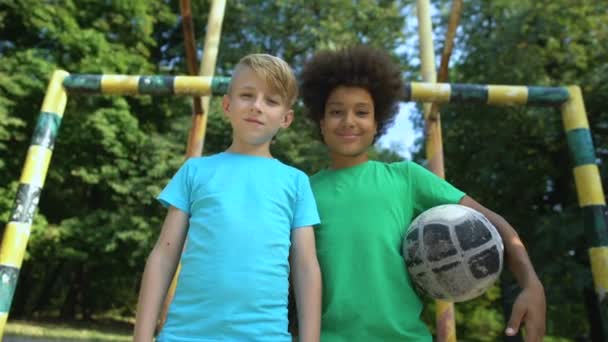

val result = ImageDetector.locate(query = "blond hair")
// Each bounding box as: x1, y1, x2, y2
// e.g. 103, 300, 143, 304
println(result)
229, 54, 298, 106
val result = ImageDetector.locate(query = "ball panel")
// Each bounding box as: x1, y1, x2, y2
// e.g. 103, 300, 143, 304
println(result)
404, 228, 423, 268
423, 204, 471, 222
411, 271, 444, 299
468, 245, 501, 279
431, 261, 473, 298
455, 218, 492, 251
422, 223, 458, 262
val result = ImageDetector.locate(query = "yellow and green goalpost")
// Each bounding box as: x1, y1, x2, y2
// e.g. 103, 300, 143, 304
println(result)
0, 72, 606, 339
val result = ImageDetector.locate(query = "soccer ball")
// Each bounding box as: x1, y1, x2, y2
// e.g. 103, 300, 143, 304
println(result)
403, 204, 504, 302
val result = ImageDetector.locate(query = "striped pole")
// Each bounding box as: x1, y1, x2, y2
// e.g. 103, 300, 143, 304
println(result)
561, 86, 608, 338
416, 0, 455, 339
186, 0, 226, 156
404, 82, 569, 106
416, 0, 445, 178
157, 0, 227, 333
0, 70, 69, 339
62, 74, 571, 106
62, 74, 229, 96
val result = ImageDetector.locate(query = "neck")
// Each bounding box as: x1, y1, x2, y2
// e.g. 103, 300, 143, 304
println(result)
329, 151, 369, 169
227, 140, 273, 158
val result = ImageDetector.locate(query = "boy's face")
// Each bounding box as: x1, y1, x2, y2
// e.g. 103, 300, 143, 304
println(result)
320, 86, 377, 159
222, 66, 293, 147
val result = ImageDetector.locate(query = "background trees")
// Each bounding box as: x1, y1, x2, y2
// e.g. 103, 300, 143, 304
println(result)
1, 0, 606, 339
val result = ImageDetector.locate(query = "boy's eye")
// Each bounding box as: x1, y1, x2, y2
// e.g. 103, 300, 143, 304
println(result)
240, 93, 253, 98
329, 110, 342, 116
266, 98, 280, 105
356, 111, 369, 117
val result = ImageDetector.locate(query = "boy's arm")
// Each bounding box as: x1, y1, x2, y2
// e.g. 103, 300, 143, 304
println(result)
459, 195, 545, 342
290, 226, 322, 342
133, 206, 189, 341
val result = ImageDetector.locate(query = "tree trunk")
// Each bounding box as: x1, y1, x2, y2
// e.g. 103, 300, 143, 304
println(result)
60, 266, 78, 320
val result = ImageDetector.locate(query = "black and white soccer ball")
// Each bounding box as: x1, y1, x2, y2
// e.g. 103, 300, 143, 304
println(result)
403, 204, 504, 302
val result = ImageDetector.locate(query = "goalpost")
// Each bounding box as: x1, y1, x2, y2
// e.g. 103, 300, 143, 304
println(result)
0, 71, 606, 339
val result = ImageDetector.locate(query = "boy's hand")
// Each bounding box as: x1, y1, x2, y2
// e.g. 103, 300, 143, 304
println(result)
458, 196, 546, 342
505, 282, 546, 342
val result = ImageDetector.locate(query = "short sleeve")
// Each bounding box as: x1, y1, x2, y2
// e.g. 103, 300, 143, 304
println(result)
157, 159, 193, 214
292, 172, 321, 230
405, 161, 466, 214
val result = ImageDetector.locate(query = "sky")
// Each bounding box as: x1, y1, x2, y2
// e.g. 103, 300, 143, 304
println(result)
377, 103, 420, 159
375, 3, 422, 160
376, 3, 448, 160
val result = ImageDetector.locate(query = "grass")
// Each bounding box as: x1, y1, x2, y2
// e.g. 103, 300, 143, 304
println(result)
5, 319, 132, 341
5, 319, 578, 342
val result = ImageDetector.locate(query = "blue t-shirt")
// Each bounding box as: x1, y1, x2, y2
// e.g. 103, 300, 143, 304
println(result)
156, 152, 320, 342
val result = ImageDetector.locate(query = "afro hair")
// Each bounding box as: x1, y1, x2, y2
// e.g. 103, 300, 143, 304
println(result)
300, 45, 404, 140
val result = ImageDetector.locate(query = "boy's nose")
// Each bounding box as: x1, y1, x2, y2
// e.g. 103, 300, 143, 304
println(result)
251, 95, 264, 113
342, 111, 356, 127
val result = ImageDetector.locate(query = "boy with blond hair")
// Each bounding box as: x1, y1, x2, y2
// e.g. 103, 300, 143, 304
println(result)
134, 54, 322, 342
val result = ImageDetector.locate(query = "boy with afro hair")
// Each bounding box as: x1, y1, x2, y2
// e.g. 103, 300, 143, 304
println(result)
299, 45, 545, 342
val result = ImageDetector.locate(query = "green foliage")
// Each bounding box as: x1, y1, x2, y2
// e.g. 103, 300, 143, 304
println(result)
2, 0, 604, 339
1, 0, 182, 319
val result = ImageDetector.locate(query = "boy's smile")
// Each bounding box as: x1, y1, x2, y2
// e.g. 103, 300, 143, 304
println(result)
222, 66, 293, 155
244, 117, 265, 126
335, 130, 362, 141
320, 86, 377, 168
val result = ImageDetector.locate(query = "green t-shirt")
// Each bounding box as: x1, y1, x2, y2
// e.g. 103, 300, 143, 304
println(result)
310, 160, 465, 342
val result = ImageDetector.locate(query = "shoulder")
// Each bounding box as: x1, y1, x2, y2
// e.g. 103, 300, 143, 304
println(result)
385, 160, 416, 171
368, 160, 435, 187
310, 168, 325, 183
387, 160, 449, 186
175, 154, 226, 182
273, 159, 305, 176
367, 160, 417, 178
183, 153, 228, 169
274, 160, 309, 181
384, 160, 428, 177
310, 167, 336, 188
188, 153, 223, 164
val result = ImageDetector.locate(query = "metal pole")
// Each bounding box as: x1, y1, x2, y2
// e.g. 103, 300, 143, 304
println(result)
416, 1, 456, 340
0, 70, 69, 339
561, 86, 608, 340
157, 0, 227, 333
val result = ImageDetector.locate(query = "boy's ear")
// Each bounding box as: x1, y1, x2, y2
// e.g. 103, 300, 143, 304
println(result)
280, 110, 294, 129
222, 95, 230, 116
